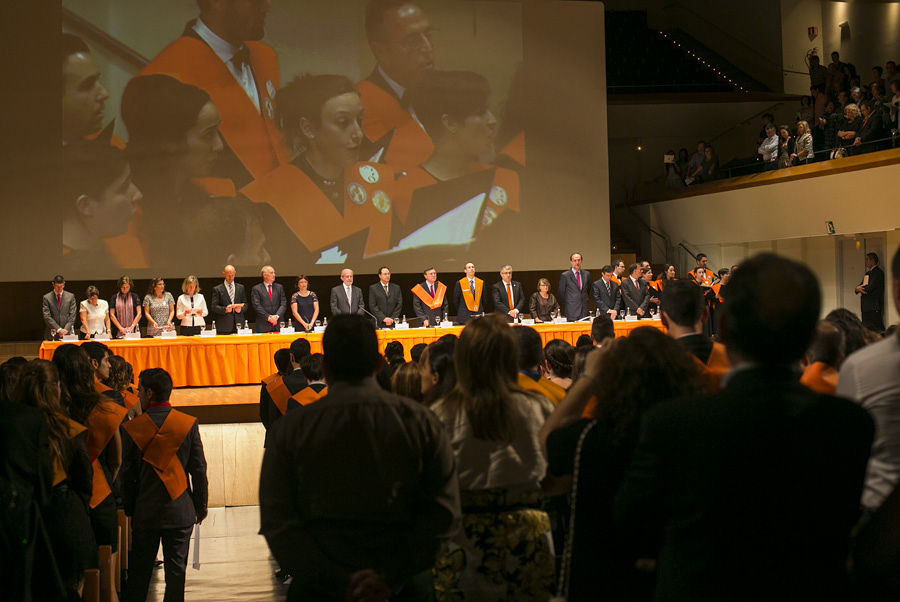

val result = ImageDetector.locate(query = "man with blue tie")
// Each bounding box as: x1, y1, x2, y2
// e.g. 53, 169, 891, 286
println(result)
251, 265, 286, 333
558, 252, 592, 321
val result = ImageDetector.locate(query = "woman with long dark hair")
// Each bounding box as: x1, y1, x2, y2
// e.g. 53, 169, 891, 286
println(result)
418, 338, 457, 406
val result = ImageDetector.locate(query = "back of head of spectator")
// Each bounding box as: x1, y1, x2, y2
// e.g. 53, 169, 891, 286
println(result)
806, 321, 845, 369
273, 348, 293, 376
138, 368, 174, 410
0, 357, 27, 401
289, 337, 312, 366
81, 341, 111, 379
513, 325, 543, 371
825, 308, 868, 357
323, 315, 382, 383
384, 341, 406, 367
591, 314, 615, 346
392, 362, 423, 404
12, 359, 70, 466
106, 355, 132, 391
571, 344, 593, 383
52, 343, 101, 423
410, 343, 427, 364
575, 334, 593, 348
418, 338, 456, 405
721, 253, 820, 366
661, 280, 706, 337
543, 339, 574, 380
300, 353, 324, 383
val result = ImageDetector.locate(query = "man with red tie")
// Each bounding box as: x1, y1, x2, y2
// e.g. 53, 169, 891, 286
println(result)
412, 267, 448, 327
452, 262, 485, 325
137, 0, 290, 187
251, 265, 286, 333
558, 252, 592, 321
492, 264, 525, 322
42, 275, 77, 340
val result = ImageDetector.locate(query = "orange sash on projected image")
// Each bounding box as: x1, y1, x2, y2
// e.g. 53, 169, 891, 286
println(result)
357, 79, 434, 171
123, 410, 196, 501
86, 401, 128, 508
411, 282, 447, 309
459, 277, 484, 312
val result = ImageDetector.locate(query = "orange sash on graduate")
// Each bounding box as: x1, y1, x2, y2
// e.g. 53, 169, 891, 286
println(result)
516, 372, 566, 405
291, 385, 328, 407
691, 268, 715, 287
263, 373, 291, 416
694, 342, 731, 393
357, 79, 434, 171
459, 277, 484, 313
499, 131, 525, 167
610, 275, 621, 285
800, 361, 839, 395
52, 415, 88, 487
123, 410, 197, 500
86, 401, 128, 508
710, 282, 725, 303
121, 389, 139, 411
412, 282, 447, 309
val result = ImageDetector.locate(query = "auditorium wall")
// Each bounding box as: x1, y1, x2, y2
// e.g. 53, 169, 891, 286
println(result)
822, 1, 900, 83
780, 0, 824, 95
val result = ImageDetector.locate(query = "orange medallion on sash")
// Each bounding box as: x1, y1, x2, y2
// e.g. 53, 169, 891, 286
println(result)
411, 282, 447, 310
459, 277, 484, 313
123, 410, 197, 500
291, 385, 328, 407
263, 374, 291, 416
86, 401, 129, 508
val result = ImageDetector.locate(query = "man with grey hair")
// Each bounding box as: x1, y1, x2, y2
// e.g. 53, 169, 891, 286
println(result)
330, 268, 366, 316
491, 264, 525, 322
251, 265, 286, 332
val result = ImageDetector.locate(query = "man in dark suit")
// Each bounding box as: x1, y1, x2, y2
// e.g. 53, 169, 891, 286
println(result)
558, 252, 592, 321
330, 269, 366, 317
251, 265, 286, 333
591, 265, 622, 320
260, 338, 310, 445
853, 99, 887, 154
855, 251, 885, 332
209, 264, 247, 334
412, 268, 448, 327
619, 263, 650, 318
42, 274, 77, 339
452, 262, 485, 325
491, 264, 525, 322
123, 368, 207, 602
367, 266, 403, 328
615, 253, 874, 602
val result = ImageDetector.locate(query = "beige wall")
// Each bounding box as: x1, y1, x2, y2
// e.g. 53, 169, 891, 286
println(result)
780, 0, 824, 95
823, 2, 900, 82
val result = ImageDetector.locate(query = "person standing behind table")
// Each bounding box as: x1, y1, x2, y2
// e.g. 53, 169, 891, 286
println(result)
79, 285, 111, 339
290, 275, 320, 333
175, 275, 209, 336
855, 251, 885, 333
368, 266, 402, 328
620, 263, 650, 319
558, 252, 592, 321
122, 368, 208, 602
529, 278, 559, 323
109, 276, 143, 338
641, 266, 660, 313
491, 264, 525, 322
259, 315, 460, 600
329, 269, 366, 317
251, 265, 286, 333
143, 277, 176, 336
452, 262, 485, 325
43, 274, 77, 340
210, 264, 246, 334
412, 267, 449, 327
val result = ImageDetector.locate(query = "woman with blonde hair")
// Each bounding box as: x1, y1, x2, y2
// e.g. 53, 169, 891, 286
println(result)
176, 275, 209, 336
432, 314, 555, 600
791, 121, 814, 165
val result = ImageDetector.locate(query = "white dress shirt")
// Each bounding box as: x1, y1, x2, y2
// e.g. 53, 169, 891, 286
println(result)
176, 293, 210, 328
80, 299, 109, 335
758, 134, 779, 162
193, 18, 260, 112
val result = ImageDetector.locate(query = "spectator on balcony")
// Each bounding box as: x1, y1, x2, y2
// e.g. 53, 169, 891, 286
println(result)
886, 79, 900, 128
757, 113, 775, 146
870, 66, 886, 92
837, 90, 851, 112
817, 98, 841, 154
884, 60, 900, 90
808, 54, 828, 90
834, 103, 863, 158
664, 149, 684, 190
796, 95, 814, 125
758, 124, 779, 170
676, 147, 690, 176
700, 144, 718, 181
811, 86, 827, 120
853, 99, 888, 154
685, 140, 705, 185
850, 86, 864, 107
777, 125, 793, 169
791, 121, 814, 165
870, 83, 891, 124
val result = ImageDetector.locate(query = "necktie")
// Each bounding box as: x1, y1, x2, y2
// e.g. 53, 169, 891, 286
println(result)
576, 271, 582, 289
469, 279, 475, 296
346, 286, 353, 308
384, 284, 389, 296
57, 293, 62, 308
227, 282, 234, 304
506, 283, 514, 310
606, 281, 611, 296
267, 284, 272, 302
429, 283, 434, 297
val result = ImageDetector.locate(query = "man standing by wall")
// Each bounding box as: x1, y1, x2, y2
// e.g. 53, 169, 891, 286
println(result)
855, 252, 885, 333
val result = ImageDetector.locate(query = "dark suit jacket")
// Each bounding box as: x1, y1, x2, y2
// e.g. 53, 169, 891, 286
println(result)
251, 282, 287, 332
412, 281, 449, 327
558, 269, 592, 321
210, 282, 247, 334
615, 367, 874, 602
859, 266, 885, 313
368, 282, 403, 326
620, 277, 650, 315
491, 280, 525, 321
591, 278, 622, 314
260, 370, 309, 446
330, 285, 365, 316
452, 278, 485, 325
122, 406, 208, 529
42, 290, 77, 339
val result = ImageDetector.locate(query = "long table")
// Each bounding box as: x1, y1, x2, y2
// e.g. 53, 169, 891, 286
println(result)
38, 320, 664, 388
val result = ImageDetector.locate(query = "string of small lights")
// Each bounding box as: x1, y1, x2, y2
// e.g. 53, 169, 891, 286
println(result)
659, 31, 750, 93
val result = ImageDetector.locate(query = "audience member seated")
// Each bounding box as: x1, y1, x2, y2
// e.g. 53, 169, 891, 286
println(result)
79, 285, 110, 339
431, 315, 555, 600
800, 321, 845, 395
591, 313, 616, 348
529, 277, 560, 323
143, 277, 176, 336
543, 339, 575, 390
575, 334, 593, 348
106, 354, 141, 416
273, 348, 293, 376
615, 253, 874, 601
376, 340, 406, 391
260, 315, 460, 601
392, 362, 424, 404
513, 326, 567, 405
541, 328, 703, 602
109, 275, 142, 338
175, 275, 209, 336
0, 357, 26, 401
259, 338, 310, 445
410, 342, 427, 364
418, 338, 457, 406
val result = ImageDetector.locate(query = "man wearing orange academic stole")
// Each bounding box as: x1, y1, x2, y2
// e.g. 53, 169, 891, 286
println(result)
260, 339, 311, 446
137, 0, 290, 187
452, 262, 485, 325
123, 368, 207, 602
411, 267, 448, 327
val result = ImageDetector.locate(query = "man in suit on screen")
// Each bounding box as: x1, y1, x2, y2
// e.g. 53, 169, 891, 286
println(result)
558, 252, 592, 321
330, 269, 366, 317
210, 264, 246, 334
491, 264, 525, 322
251, 265, 286, 333
368, 266, 403, 328
42, 275, 78, 340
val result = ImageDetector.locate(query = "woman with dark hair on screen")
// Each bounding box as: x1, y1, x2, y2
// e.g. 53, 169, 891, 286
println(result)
242, 74, 396, 264
13, 359, 97, 598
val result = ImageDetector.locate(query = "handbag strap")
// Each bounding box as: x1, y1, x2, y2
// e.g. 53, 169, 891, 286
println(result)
554, 419, 599, 600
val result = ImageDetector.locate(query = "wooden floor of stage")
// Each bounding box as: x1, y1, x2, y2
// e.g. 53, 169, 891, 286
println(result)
171, 385, 262, 424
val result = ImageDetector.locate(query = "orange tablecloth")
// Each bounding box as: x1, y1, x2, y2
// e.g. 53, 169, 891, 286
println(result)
39, 320, 664, 387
